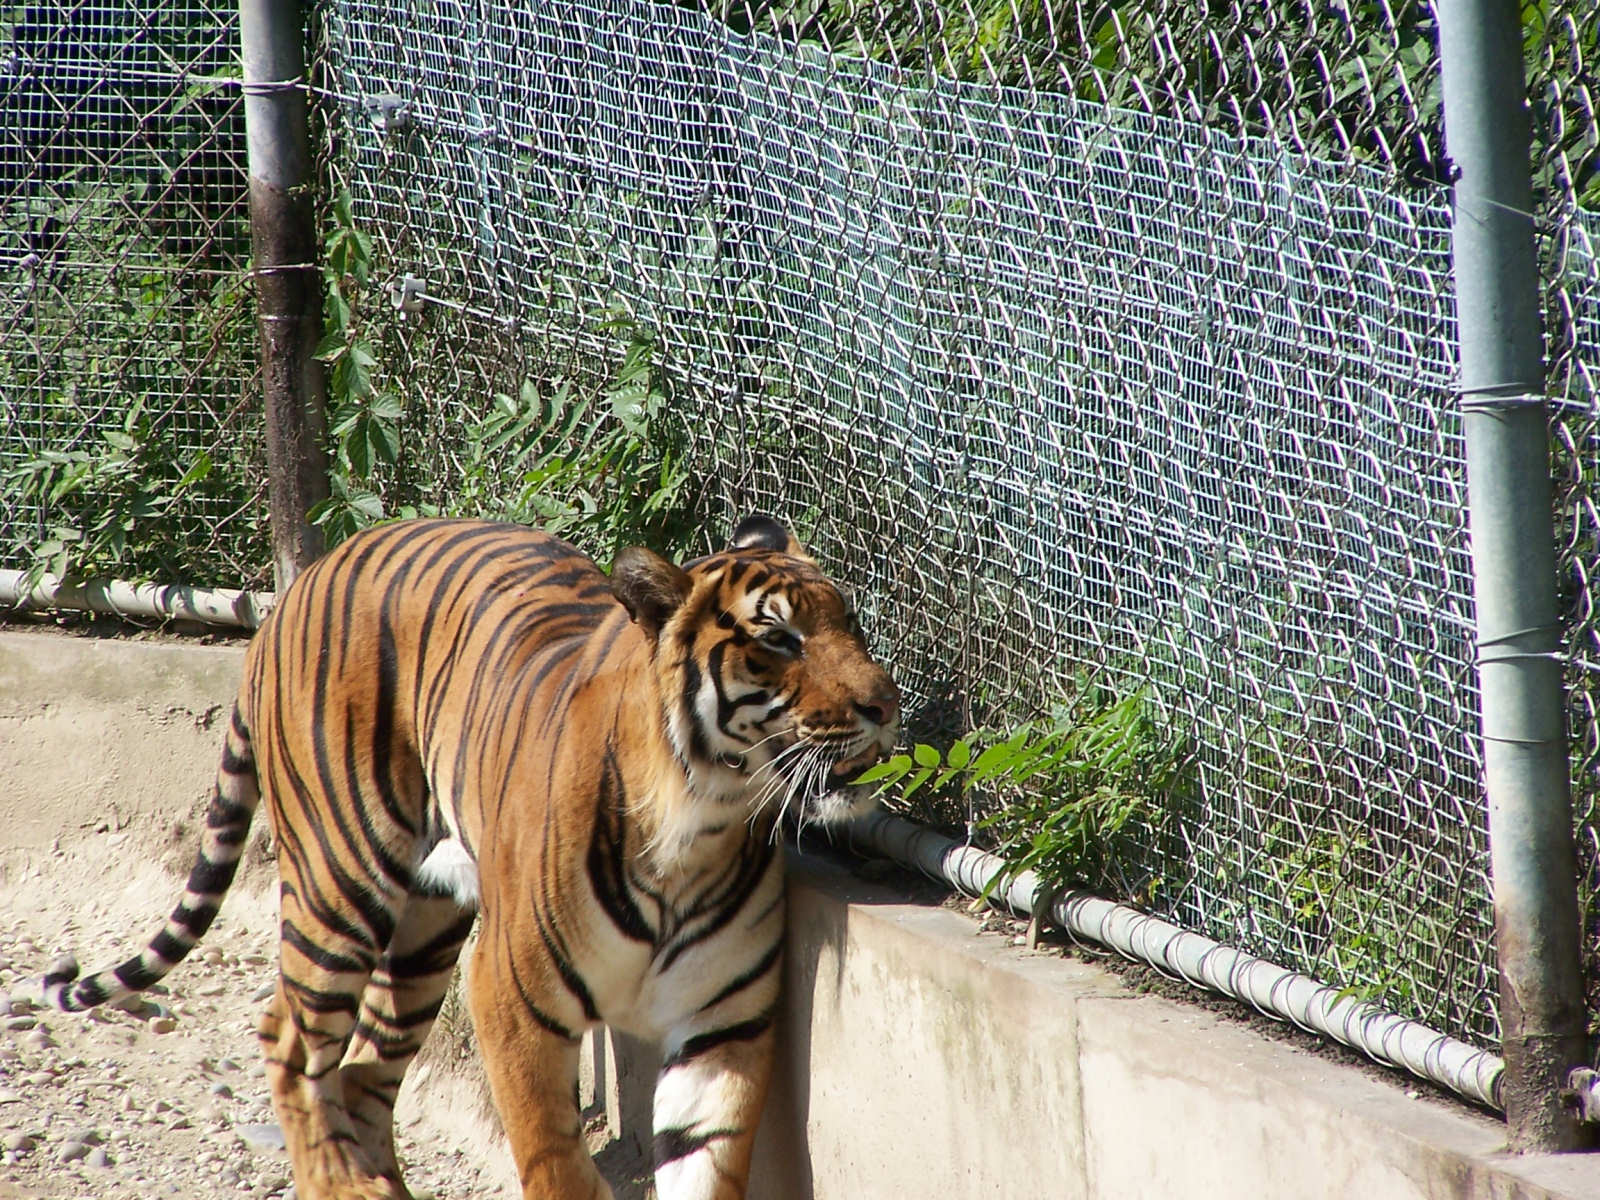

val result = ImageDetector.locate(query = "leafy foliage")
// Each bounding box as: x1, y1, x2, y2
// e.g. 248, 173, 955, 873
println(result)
308, 188, 393, 544
859, 683, 1193, 898
2, 174, 261, 589
308, 191, 700, 562
449, 331, 697, 563
5, 397, 218, 589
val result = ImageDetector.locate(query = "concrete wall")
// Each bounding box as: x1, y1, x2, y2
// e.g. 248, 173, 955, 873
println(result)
0, 630, 244, 853
5, 628, 1597, 1199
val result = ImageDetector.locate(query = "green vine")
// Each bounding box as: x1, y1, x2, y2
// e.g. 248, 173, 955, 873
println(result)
308, 188, 395, 542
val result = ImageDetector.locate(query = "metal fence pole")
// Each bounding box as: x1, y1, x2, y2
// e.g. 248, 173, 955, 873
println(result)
1436, 0, 1592, 1153
240, 0, 328, 591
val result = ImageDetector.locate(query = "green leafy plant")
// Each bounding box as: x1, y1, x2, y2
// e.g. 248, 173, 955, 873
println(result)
308, 188, 396, 543
859, 684, 1192, 899
452, 323, 697, 563
6, 395, 217, 590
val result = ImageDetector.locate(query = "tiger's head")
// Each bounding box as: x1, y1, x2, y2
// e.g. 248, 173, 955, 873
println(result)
611, 515, 900, 828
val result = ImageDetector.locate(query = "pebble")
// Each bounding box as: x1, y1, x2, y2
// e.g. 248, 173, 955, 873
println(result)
4, 1132, 36, 1152
87, 1146, 112, 1168
211, 1082, 234, 1098
23, 1031, 54, 1051
0, 1089, 19, 1105
4, 1015, 36, 1031
149, 1016, 178, 1035
250, 982, 277, 1003
57, 1140, 89, 1164
236, 1123, 287, 1151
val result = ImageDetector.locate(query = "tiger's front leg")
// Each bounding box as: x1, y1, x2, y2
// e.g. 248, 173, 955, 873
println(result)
466, 924, 614, 1200
650, 1013, 777, 1200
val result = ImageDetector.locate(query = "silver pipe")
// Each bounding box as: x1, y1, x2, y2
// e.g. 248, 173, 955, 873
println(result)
845, 811, 1505, 1112
1437, 0, 1590, 1151
0, 569, 274, 629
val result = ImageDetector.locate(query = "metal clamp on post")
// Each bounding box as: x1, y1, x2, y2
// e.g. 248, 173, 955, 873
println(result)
389, 274, 427, 314
362, 90, 412, 138
1561, 1068, 1600, 1124
1457, 383, 1546, 415
240, 73, 304, 97
1474, 622, 1568, 670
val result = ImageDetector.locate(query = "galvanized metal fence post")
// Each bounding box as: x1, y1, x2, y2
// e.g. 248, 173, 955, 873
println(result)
240, 0, 329, 591
1436, 0, 1592, 1153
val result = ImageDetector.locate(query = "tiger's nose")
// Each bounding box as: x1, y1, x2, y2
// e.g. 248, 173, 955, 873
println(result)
853, 682, 901, 729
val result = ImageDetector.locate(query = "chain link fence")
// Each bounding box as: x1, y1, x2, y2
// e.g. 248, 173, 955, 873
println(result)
315, 0, 1599, 1052
1, 0, 267, 590
4, 0, 1599, 1063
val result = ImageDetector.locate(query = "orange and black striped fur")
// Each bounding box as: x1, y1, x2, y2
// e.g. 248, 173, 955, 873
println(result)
43, 517, 899, 1200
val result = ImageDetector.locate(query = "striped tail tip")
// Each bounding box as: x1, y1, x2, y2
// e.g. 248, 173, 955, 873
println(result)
41, 954, 82, 1011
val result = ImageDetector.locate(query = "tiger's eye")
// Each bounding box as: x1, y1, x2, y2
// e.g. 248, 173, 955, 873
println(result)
760, 628, 803, 656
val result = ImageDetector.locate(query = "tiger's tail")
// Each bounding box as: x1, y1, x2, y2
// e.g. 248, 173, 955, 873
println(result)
43, 703, 260, 1013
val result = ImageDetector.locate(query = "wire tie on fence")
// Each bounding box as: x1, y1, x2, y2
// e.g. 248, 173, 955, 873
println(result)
241, 75, 306, 97
1474, 621, 1565, 667
1457, 383, 1545, 413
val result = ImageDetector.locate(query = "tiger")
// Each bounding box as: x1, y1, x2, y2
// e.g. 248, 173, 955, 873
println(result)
42, 515, 900, 1200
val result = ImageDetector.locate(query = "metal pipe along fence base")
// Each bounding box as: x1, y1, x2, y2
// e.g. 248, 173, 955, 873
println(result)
844, 810, 1506, 1113
0, 570, 275, 630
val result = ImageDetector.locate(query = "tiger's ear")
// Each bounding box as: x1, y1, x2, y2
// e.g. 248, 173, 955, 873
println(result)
730, 514, 811, 559
611, 547, 692, 639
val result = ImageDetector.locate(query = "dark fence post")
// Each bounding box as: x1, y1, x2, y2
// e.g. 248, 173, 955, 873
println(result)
1436, 0, 1593, 1153
240, 0, 328, 592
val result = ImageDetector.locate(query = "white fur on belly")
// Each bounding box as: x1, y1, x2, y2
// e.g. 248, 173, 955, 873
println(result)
415, 838, 480, 909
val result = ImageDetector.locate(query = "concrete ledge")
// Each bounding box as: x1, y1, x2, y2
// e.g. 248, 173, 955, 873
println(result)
735, 855, 1599, 1200
5, 627, 1597, 1198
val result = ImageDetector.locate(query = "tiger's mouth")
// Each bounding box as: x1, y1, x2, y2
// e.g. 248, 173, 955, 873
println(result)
826, 741, 890, 786
798, 740, 892, 824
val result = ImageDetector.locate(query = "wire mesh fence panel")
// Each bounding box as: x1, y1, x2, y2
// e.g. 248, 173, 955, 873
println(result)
310, 0, 1594, 1052
0, 0, 267, 590
1553, 205, 1600, 1028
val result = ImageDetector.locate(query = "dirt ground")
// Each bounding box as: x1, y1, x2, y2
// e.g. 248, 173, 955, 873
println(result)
0, 832, 523, 1200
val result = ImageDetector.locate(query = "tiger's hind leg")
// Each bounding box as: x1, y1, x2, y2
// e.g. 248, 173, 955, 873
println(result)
258, 877, 410, 1200
338, 886, 478, 1193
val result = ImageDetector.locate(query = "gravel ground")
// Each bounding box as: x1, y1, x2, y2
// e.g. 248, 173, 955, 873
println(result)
0, 840, 519, 1200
